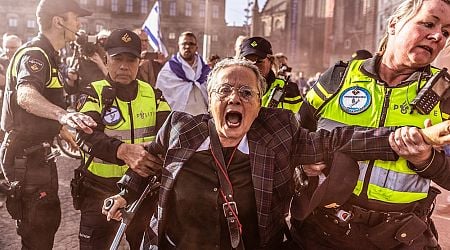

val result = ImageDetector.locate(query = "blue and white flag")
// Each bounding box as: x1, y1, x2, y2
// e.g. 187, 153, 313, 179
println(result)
142, 1, 168, 56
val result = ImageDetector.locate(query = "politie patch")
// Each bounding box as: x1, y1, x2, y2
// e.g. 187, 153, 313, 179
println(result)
339, 87, 371, 114
26, 58, 44, 73
102, 106, 121, 126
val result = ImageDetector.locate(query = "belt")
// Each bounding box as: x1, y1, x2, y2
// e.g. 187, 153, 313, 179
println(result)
316, 205, 408, 228
349, 205, 405, 227
22, 142, 60, 162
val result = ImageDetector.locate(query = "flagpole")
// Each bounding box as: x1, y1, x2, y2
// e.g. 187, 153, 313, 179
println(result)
202, 0, 210, 59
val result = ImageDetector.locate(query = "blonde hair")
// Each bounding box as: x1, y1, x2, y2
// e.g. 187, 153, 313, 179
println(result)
377, 0, 450, 52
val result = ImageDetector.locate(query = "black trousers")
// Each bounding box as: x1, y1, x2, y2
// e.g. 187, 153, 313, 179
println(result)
291, 212, 440, 250
79, 179, 154, 250
6, 156, 61, 250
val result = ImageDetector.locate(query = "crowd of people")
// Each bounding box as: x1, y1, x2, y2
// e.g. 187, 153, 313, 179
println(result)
1, 0, 450, 249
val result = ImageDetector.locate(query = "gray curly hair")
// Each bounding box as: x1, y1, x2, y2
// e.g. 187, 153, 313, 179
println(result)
206, 58, 267, 98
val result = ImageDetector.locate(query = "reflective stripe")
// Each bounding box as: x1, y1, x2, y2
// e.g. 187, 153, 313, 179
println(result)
315, 82, 332, 100
88, 161, 129, 178
47, 76, 63, 88
367, 184, 428, 203
357, 161, 370, 183
369, 166, 429, 193
306, 87, 325, 110
317, 117, 349, 131
104, 126, 156, 141
354, 161, 429, 202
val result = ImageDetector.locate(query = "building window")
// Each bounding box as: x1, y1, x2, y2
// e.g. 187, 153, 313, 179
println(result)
126, 0, 133, 13
80, 22, 88, 31
96, 0, 104, 6
169, 32, 176, 39
274, 19, 283, 30
141, 0, 148, 14
169, 2, 176, 16
212, 5, 219, 19
27, 19, 36, 29
263, 21, 271, 36
317, 0, 326, 18
96, 24, 104, 33
305, 0, 315, 17
185, 2, 192, 16
344, 39, 351, 49
111, 0, 118, 12
363, 0, 372, 15
212, 35, 218, 42
199, 1, 205, 17
80, 0, 87, 5
8, 17, 18, 27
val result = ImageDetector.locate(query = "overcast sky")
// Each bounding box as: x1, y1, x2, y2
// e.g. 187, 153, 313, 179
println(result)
225, 0, 267, 26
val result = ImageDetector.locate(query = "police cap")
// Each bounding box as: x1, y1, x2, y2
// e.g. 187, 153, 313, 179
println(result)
37, 0, 92, 18
104, 29, 142, 58
239, 37, 273, 59
351, 49, 372, 60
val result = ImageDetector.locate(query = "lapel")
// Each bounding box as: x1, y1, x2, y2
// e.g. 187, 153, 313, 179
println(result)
247, 114, 277, 238
158, 114, 209, 239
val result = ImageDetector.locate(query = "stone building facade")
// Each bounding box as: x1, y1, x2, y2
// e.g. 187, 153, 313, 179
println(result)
252, 0, 382, 76
0, 0, 238, 58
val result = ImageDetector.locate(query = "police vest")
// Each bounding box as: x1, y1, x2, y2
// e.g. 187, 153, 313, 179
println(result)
261, 78, 302, 113
9, 47, 63, 89
81, 79, 170, 178
4, 46, 64, 138
307, 59, 444, 204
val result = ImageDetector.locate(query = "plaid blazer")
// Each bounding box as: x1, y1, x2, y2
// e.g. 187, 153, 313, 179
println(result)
142, 108, 397, 247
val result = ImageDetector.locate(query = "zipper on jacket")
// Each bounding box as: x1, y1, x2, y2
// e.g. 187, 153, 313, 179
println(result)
359, 87, 391, 200
128, 102, 134, 144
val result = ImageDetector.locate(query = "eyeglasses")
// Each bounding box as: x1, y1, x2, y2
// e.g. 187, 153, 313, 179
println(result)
212, 84, 260, 102
180, 42, 197, 47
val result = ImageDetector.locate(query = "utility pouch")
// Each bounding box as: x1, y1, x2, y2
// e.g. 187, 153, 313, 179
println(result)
70, 168, 85, 210
5, 181, 23, 220
367, 213, 427, 249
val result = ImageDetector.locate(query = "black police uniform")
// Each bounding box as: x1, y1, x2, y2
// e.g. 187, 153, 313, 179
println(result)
0, 33, 65, 250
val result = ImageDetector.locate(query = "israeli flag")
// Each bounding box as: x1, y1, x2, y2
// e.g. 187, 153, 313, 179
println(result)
142, 1, 168, 56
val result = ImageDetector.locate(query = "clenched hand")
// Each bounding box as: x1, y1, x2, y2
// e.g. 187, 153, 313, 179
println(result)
116, 143, 162, 177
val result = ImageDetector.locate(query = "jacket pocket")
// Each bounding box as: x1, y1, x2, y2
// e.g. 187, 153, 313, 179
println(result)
367, 213, 427, 249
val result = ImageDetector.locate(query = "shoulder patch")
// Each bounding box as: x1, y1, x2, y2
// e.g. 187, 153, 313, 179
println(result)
102, 106, 122, 126
339, 86, 371, 114
26, 58, 44, 73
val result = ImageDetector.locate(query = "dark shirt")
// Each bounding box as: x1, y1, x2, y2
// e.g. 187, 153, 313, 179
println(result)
167, 148, 259, 249
1, 33, 65, 142
76, 57, 105, 94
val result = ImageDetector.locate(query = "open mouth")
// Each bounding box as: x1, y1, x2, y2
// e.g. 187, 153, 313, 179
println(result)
418, 45, 433, 54
225, 111, 242, 128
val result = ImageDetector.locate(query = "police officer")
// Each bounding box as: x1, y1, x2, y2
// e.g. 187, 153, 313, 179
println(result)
76, 29, 170, 250
239, 37, 302, 113
0, 0, 96, 249
291, 0, 450, 249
